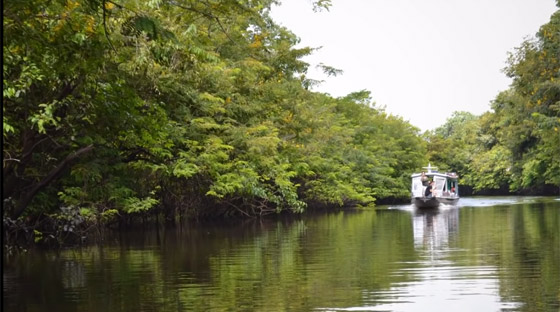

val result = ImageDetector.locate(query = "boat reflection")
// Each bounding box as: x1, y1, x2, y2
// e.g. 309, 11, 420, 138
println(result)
318, 205, 523, 311
412, 206, 459, 253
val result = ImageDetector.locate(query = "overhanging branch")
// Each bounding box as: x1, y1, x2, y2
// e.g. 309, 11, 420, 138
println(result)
10, 144, 95, 219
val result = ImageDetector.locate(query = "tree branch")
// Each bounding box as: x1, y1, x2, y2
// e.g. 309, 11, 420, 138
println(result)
11, 145, 94, 219
167, 1, 236, 44
102, 0, 118, 54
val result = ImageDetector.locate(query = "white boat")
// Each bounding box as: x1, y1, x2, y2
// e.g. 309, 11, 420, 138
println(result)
411, 164, 459, 208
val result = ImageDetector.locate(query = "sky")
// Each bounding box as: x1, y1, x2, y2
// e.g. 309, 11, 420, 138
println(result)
270, 0, 558, 131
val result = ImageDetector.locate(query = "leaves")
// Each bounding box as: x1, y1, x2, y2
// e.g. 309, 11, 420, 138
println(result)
426, 8, 560, 194
122, 197, 159, 214
11, 0, 543, 225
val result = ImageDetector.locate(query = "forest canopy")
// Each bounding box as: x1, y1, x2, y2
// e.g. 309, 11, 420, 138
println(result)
3, 0, 559, 239
424, 6, 560, 195
3, 0, 425, 224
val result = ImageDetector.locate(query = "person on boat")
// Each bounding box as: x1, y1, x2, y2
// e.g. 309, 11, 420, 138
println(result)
425, 181, 435, 198
421, 172, 429, 186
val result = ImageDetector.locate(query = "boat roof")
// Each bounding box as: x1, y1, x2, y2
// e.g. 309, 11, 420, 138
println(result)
411, 172, 459, 179
411, 163, 459, 179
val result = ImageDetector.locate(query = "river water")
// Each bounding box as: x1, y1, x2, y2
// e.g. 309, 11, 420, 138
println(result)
3, 197, 560, 312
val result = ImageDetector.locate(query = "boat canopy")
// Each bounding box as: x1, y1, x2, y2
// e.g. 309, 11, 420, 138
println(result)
411, 164, 459, 198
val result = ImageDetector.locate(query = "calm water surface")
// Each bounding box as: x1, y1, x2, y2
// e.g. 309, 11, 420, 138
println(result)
3, 197, 560, 311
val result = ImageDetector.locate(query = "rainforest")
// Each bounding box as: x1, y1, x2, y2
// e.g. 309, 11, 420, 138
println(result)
3, 0, 559, 245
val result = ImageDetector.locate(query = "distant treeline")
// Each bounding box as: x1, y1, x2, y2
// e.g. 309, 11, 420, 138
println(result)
3, 0, 559, 244
423, 4, 560, 197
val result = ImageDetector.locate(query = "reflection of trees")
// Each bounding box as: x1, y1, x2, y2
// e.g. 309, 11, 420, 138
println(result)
61, 260, 86, 289
4, 200, 559, 311
4, 211, 420, 311
177, 212, 419, 310
458, 201, 560, 310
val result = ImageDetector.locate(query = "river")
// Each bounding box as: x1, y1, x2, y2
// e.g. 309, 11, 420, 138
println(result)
3, 196, 560, 311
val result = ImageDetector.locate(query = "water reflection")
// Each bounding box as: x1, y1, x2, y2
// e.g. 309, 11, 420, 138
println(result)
348, 205, 522, 312
4, 198, 559, 312
412, 207, 459, 252
61, 260, 87, 289
316, 205, 518, 312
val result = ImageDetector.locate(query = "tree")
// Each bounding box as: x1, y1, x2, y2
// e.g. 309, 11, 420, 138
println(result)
498, 7, 560, 190
3, 0, 429, 239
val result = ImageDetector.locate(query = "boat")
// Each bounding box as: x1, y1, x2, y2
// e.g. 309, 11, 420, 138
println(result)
411, 164, 459, 208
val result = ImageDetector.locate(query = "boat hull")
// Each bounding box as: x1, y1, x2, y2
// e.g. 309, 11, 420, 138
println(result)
412, 196, 459, 208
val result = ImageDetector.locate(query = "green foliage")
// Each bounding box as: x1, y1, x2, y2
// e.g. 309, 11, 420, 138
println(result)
427, 8, 560, 194
15, 0, 557, 231
122, 197, 159, 214
424, 111, 482, 188
33, 230, 43, 243
466, 145, 513, 191
51, 206, 86, 233
100, 209, 119, 222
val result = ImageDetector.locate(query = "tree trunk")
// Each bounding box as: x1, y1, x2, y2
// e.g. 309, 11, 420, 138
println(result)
10, 145, 94, 219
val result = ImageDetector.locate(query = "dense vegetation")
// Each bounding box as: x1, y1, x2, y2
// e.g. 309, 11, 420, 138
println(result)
424, 4, 560, 195
3, 0, 559, 245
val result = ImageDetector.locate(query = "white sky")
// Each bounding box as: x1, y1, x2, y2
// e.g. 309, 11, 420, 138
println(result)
270, 0, 558, 131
